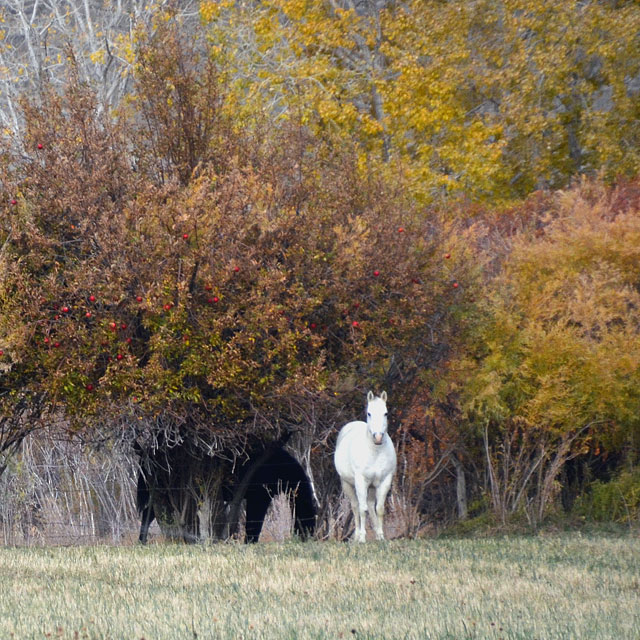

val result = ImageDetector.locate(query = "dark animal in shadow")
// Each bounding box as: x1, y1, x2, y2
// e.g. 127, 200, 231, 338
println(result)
239, 448, 316, 543
136, 446, 316, 543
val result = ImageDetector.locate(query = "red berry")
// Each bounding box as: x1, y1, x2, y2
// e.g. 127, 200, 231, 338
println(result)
61, 306, 69, 313
398, 227, 404, 233
233, 266, 240, 272
121, 323, 127, 330
86, 384, 94, 391
85, 312, 92, 318
445, 253, 451, 259
164, 303, 172, 311
10, 199, 17, 206
53, 342, 60, 348
352, 321, 359, 328
89, 295, 96, 302
213, 296, 219, 303
310, 323, 317, 329
453, 282, 459, 288
204, 284, 212, 291
116, 353, 123, 360
183, 233, 189, 239
110, 322, 117, 330
373, 270, 380, 277
0, 350, 4, 356
126, 337, 132, 344
37, 143, 43, 150
44, 337, 50, 344
136, 296, 143, 302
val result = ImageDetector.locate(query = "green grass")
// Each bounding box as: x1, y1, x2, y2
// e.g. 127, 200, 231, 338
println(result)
1, 534, 639, 639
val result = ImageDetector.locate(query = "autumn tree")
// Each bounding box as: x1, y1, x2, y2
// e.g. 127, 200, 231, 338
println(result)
0, 15, 476, 538
202, 0, 640, 202
452, 180, 640, 525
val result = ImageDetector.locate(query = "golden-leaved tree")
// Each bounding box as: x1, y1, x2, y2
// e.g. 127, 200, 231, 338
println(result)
456, 180, 640, 524
201, 0, 640, 202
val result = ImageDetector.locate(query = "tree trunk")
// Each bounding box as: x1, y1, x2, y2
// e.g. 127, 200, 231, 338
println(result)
452, 454, 468, 520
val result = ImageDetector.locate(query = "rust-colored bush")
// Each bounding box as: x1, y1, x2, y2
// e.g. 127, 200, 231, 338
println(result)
0, 20, 475, 468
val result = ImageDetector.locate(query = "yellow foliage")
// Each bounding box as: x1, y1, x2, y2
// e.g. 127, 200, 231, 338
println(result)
89, 49, 106, 65
202, 0, 640, 204
462, 179, 640, 444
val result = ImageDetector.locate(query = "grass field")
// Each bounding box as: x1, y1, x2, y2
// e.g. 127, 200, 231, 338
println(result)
1, 534, 638, 639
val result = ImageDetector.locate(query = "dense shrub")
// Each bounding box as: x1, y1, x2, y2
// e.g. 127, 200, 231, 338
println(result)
0, 19, 478, 464
1, 9, 639, 535
574, 468, 640, 524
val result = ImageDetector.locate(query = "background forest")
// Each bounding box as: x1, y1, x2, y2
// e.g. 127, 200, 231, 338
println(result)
0, 0, 638, 543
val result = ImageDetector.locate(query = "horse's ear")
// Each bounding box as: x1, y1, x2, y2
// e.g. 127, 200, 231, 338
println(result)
367, 390, 374, 402
380, 390, 387, 403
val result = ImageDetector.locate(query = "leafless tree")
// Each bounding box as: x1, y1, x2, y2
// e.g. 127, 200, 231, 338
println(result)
0, 0, 200, 136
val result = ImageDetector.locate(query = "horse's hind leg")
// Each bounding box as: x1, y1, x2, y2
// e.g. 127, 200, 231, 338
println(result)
341, 480, 361, 542
139, 504, 155, 544
245, 487, 271, 543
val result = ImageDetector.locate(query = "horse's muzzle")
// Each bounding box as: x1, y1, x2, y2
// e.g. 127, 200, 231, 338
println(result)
373, 433, 384, 445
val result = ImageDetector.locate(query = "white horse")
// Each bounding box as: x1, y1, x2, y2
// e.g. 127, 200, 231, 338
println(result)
334, 391, 397, 542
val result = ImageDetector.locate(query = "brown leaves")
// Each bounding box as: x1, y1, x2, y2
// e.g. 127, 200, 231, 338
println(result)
0, 16, 481, 462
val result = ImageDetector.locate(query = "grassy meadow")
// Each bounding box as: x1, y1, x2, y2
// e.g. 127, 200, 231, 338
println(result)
1, 535, 639, 640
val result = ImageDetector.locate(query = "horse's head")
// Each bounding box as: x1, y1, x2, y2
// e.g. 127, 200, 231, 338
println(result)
366, 390, 388, 445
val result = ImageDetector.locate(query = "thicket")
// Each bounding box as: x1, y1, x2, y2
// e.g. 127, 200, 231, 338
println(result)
0, 2, 639, 539
574, 467, 640, 525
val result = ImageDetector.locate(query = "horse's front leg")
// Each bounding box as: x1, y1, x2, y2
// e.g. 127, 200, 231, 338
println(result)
367, 486, 379, 535
341, 480, 361, 541
354, 476, 369, 543
374, 475, 393, 541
